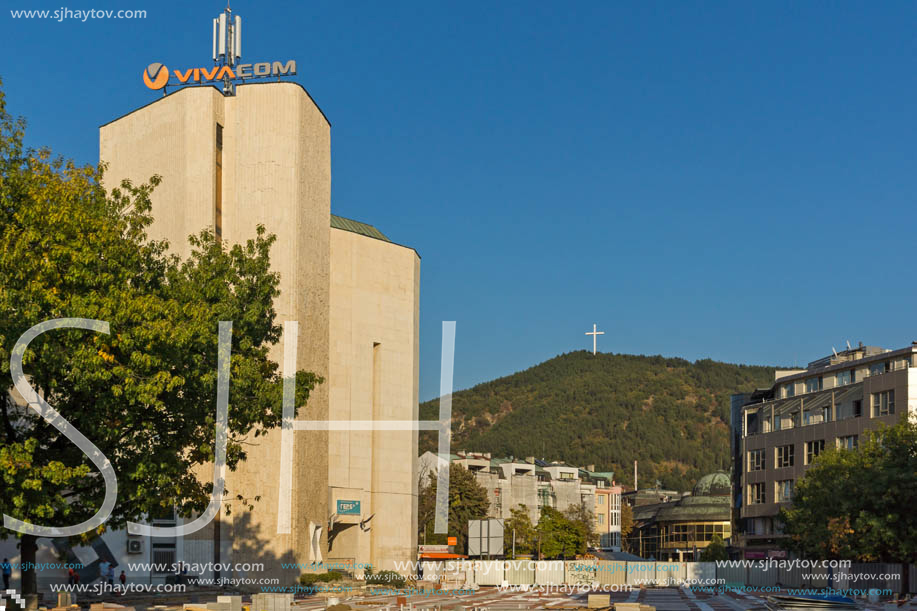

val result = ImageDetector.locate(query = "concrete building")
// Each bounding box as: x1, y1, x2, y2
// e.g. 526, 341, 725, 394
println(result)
594, 485, 623, 551
0, 12, 420, 591
94, 82, 421, 580
732, 343, 917, 558
417, 452, 621, 550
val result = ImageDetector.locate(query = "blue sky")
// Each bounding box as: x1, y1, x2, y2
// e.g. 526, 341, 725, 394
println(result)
3, 1, 917, 401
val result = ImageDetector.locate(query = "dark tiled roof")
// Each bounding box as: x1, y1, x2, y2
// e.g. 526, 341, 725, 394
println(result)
331, 214, 390, 242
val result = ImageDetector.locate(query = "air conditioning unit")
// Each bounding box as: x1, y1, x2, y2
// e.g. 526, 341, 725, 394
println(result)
127, 539, 143, 555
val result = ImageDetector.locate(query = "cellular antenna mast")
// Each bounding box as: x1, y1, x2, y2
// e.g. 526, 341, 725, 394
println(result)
213, 3, 242, 94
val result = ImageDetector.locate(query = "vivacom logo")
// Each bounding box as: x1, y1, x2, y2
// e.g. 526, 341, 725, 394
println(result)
143, 63, 169, 90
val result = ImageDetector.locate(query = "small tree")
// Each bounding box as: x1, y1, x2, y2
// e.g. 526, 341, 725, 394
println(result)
563, 503, 599, 550
620, 502, 634, 551
699, 534, 727, 561
537, 507, 584, 559
417, 465, 489, 555
504, 505, 536, 557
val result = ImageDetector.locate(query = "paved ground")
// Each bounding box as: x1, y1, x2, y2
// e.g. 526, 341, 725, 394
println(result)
44, 586, 910, 611
288, 584, 915, 610
285, 585, 814, 610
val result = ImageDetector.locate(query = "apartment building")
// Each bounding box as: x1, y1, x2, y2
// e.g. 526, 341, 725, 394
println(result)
732, 342, 917, 558
594, 486, 623, 550
416, 451, 622, 551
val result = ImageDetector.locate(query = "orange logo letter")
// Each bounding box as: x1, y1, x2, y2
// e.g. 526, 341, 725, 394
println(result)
143, 63, 169, 90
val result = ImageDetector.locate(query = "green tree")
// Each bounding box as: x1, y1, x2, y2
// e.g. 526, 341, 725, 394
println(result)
0, 81, 321, 597
537, 507, 584, 559
699, 534, 727, 561
563, 503, 599, 550
417, 466, 489, 555
779, 418, 917, 564
620, 502, 634, 545
504, 504, 536, 557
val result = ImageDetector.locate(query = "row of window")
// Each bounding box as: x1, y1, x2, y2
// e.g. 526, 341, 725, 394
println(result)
753, 390, 895, 435
747, 435, 860, 472
662, 523, 730, 545
595, 494, 622, 507
596, 511, 622, 527
784, 359, 908, 399
748, 480, 795, 505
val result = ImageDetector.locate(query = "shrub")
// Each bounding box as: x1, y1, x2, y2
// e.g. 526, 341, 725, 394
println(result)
298, 571, 344, 586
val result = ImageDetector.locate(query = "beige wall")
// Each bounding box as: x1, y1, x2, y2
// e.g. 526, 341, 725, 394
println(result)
100, 83, 332, 583
328, 227, 420, 571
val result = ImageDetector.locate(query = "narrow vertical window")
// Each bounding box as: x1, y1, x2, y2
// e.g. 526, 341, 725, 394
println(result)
215, 123, 223, 240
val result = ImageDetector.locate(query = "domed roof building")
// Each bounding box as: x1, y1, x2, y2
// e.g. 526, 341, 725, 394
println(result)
629, 471, 732, 560
692, 471, 731, 497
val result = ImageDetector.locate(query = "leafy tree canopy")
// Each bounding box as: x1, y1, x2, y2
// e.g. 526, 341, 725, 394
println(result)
699, 534, 728, 561
417, 466, 489, 555
0, 79, 320, 594
503, 504, 536, 557
537, 507, 586, 559
779, 417, 917, 563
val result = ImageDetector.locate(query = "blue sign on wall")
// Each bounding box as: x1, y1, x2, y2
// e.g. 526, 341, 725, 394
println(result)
337, 500, 361, 515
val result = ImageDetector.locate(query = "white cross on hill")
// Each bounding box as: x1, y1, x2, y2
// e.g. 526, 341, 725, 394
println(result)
585, 323, 604, 355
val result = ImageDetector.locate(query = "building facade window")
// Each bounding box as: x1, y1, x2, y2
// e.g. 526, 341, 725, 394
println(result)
748, 449, 765, 472
215, 123, 223, 241
805, 440, 825, 465
837, 435, 858, 450
872, 390, 895, 416
784, 383, 795, 398
836, 370, 852, 386
597, 513, 605, 525
869, 362, 887, 377
748, 482, 766, 505
776, 479, 794, 503
776, 444, 794, 468
805, 377, 823, 393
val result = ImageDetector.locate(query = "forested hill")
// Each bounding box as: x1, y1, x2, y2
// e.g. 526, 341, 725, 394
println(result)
419, 351, 777, 491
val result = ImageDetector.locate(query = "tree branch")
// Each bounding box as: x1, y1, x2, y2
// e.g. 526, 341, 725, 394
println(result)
1, 393, 18, 443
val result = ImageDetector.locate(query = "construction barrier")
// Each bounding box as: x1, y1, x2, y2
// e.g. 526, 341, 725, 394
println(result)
473, 560, 504, 586
565, 559, 597, 585
505, 560, 536, 585
655, 562, 685, 586
444, 559, 913, 594
625, 561, 656, 587
535, 560, 565, 585
748, 564, 778, 588
685, 562, 717, 585
420, 561, 444, 581
716, 564, 746, 587
595, 560, 628, 587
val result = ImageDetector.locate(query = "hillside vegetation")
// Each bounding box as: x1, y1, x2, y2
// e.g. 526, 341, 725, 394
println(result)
420, 351, 776, 491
